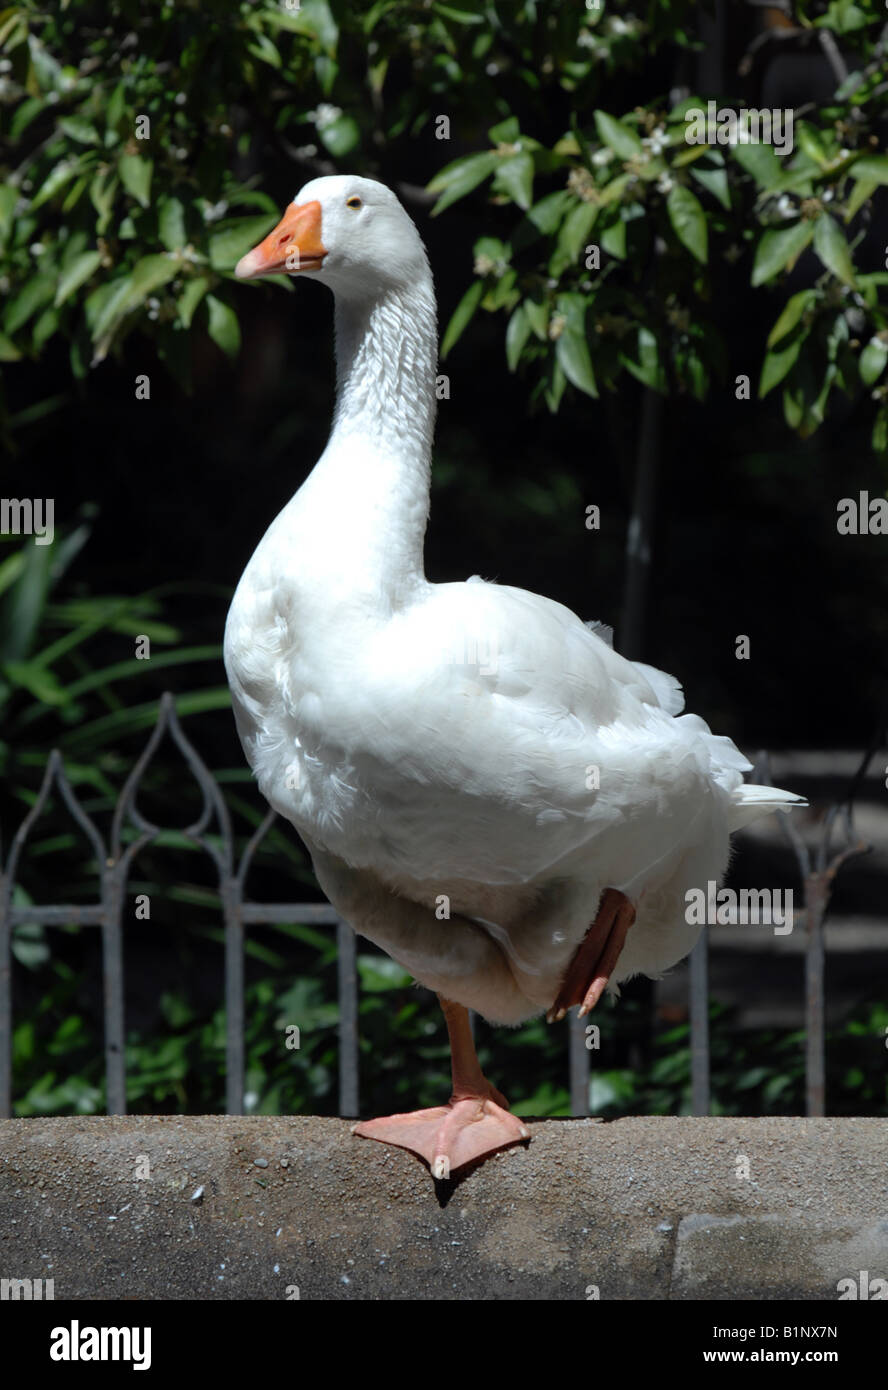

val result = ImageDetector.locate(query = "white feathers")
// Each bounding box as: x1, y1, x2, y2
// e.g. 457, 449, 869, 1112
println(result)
630, 661, 685, 717
224, 175, 804, 1024
728, 782, 807, 832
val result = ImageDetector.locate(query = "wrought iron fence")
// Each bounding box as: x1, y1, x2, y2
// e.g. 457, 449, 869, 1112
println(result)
0, 693, 868, 1121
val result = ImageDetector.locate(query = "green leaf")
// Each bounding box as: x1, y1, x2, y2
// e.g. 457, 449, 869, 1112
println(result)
222, 189, 279, 214
58, 116, 101, 145
672, 143, 718, 169
599, 218, 627, 260
473, 235, 508, 264
620, 326, 666, 392
846, 177, 877, 223
682, 345, 708, 400
10, 96, 44, 142
0, 184, 16, 247
795, 122, 829, 168
356, 953, 413, 992
0, 331, 22, 361
782, 357, 830, 437
667, 184, 708, 263
5, 273, 55, 334
818, 0, 870, 34
759, 338, 803, 397
505, 304, 531, 371
89, 167, 118, 232
730, 142, 783, 189
492, 152, 534, 210
118, 152, 153, 208
557, 201, 599, 264
248, 31, 282, 68
544, 356, 567, 412
428, 152, 498, 215
178, 276, 210, 329
266, 0, 338, 48
59, 230, 89, 268
433, 3, 485, 23
554, 293, 597, 398
441, 279, 484, 357
205, 294, 241, 360
128, 254, 180, 301
89, 255, 178, 342
55, 251, 102, 308
487, 117, 520, 144
689, 164, 730, 210
106, 80, 126, 132
318, 113, 360, 158
30, 157, 90, 211
61, 173, 90, 215
489, 268, 516, 310
860, 336, 888, 387
2, 660, 66, 706
85, 279, 129, 339
849, 155, 888, 187
158, 197, 186, 252
208, 214, 277, 273
594, 110, 643, 159
526, 190, 572, 235
524, 294, 549, 340
32, 304, 56, 350
751, 221, 814, 286
598, 173, 631, 207
762, 167, 816, 198
813, 214, 856, 287
767, 290, 814, 348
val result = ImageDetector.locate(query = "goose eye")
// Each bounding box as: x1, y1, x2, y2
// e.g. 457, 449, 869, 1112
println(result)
346, 195, 362, 210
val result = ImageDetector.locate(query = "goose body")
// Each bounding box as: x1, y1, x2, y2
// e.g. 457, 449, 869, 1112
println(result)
225, 176, 802, 1174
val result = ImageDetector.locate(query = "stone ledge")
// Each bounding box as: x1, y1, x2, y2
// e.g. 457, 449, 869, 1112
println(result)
0, 1116, 885, 1300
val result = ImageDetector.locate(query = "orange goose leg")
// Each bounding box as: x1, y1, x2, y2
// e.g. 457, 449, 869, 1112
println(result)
352, 996, 529, 1179
547, 887, 636, 1023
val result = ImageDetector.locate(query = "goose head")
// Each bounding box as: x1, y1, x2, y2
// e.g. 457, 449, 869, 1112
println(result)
234, 174, 429, 301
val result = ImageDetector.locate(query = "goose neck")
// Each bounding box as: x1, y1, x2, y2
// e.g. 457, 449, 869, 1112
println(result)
331, 281, 437, 458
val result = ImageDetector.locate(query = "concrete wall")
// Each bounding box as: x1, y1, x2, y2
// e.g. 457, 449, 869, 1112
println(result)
1, 1116, 886, 1300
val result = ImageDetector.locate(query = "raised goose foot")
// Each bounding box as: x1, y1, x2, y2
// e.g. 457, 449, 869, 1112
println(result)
352, 1094, 529, 1179
547, 887, 636, 1022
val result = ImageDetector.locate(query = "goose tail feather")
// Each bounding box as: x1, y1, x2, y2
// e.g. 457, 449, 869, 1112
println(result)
728, 782, 807, 832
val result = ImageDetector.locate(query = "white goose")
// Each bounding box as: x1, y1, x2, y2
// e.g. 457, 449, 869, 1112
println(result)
225, 175, 803, 1179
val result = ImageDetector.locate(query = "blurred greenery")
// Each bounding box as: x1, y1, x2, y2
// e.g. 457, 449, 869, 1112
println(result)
430, 11, 888, 442
0, 517, 230, 794
11, 903, 888, 1116
1, 0, 887, 442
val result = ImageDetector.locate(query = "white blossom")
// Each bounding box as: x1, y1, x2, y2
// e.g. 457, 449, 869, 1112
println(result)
310, 103, 342, 129
642, 127, 668, 156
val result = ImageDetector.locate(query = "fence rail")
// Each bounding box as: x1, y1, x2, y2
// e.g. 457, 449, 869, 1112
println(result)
0, 693, 855, 1121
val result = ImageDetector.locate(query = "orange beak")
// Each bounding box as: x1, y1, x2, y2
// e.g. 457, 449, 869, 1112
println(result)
234, 200, 327, 279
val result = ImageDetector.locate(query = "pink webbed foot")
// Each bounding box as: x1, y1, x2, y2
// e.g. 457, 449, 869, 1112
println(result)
352, 1094, 529, 1180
